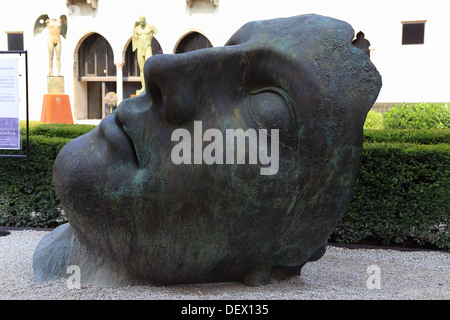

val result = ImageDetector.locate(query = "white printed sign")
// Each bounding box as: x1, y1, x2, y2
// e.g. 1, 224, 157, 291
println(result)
0, 58, 20, 150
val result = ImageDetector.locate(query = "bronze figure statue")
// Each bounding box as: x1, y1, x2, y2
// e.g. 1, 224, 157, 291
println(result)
133, 15, 158, 95
34, 14, 68, 76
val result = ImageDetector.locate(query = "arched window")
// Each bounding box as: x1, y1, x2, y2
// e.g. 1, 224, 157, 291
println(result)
77, 33, 116, 120
175, 32, 213, 54
78, 33, 115, 77
123, 37, 163, 78
121, 38, 163, 98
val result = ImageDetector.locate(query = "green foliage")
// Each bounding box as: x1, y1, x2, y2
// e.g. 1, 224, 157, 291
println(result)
0, 122, 94, 228
383, 103, 450, 129
364, 110, 384, 129
22, 121, 96, 139
331, 143, 450, 250
0, 136, 70, 227
364, 129, 450, 144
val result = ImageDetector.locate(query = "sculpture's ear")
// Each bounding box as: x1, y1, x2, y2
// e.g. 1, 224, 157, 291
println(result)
33, 14, 49, 37
60, 15, 68, 39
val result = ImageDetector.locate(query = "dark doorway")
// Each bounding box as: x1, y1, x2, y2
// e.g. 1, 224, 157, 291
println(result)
87, 81, 117, 119
87, 82, 102, 119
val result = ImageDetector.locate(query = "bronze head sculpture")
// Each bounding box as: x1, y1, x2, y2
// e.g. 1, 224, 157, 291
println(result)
34, 14, 381, 287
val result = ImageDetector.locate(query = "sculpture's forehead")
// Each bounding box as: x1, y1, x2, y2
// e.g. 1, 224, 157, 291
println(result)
210, 15, 356, 94
219, 14, 358, 83
227, 14, 354, 48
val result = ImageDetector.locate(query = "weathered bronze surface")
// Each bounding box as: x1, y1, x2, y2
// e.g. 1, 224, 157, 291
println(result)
34, 14, 381, 287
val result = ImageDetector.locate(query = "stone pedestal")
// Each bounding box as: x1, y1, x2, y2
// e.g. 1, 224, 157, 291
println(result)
47, 76, 65, 94
41, 76, 73, 124
41, 94, 73, 124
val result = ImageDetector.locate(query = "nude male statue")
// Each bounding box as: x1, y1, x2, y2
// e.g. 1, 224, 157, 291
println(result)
34, 14, 68, 76
133, 16, 158, 94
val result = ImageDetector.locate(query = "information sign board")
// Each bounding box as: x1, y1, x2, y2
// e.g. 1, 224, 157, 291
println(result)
0, 58, 20, 149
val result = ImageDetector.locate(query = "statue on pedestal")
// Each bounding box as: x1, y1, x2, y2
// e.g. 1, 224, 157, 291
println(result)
133, 16, 158, 95
34, 14, 68, 76
34, 14, 72, 123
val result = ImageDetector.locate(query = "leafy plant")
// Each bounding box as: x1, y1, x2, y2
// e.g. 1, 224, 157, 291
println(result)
364, 110, 384, 129
105, 92, 118, 113
383, 103, 450, 129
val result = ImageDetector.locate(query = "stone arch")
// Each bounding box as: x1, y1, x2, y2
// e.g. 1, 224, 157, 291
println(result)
173, 30, 213, 54
73, 32, 116, 121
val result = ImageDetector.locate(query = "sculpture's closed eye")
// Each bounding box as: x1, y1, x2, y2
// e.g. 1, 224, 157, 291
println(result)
249, 88, 297, 149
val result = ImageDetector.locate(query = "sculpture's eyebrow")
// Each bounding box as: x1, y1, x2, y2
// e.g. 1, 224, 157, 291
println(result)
236, 44, 302, 94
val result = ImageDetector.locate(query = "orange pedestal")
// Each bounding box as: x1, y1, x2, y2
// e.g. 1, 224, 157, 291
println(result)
40, 94, 74, 124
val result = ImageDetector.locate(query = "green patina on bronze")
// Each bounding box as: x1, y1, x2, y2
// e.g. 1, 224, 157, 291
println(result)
33, 14, 381, 287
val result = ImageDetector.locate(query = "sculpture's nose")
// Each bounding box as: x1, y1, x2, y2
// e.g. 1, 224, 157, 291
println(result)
144, 53, 203, 125
144, 47, 247, 125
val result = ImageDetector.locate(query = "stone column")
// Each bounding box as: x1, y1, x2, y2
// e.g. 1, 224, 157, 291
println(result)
115, 62, 124, 104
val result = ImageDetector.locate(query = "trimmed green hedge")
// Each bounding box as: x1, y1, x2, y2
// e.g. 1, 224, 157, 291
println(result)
364, 129, 450, 145
23, 121, 96, 139
331, 143, 449, 250
364, 110, 384, 130
1, 123, 448, 250
384, 103, 449, 129
366, 103, 450, 130
0, 123, 95, 228
0, 135, 71, 227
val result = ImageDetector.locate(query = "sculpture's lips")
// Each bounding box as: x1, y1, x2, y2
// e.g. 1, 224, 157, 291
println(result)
98, 113, 139, 167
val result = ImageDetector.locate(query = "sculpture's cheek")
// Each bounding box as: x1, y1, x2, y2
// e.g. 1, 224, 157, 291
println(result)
52, 123, 141, 259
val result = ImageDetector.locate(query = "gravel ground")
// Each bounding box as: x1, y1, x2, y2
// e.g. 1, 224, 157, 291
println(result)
0, 230, 448, 300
